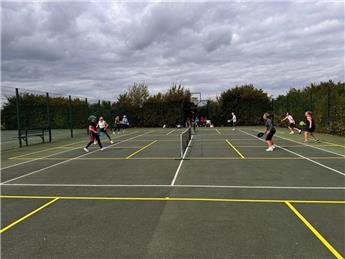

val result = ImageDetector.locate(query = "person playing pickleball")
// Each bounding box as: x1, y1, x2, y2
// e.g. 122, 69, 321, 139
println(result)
281, 112, 302, 135
304, 111, 319, 142
84, 115, 103, 152
97, 116, 113, 144
263, 112, 276, 152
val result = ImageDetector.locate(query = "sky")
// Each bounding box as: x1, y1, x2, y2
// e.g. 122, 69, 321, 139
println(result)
1, 0, 344, 100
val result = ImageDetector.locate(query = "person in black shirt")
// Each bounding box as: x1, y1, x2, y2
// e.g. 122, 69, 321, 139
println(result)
263, 113, 276, 152
304, 111, 319, 142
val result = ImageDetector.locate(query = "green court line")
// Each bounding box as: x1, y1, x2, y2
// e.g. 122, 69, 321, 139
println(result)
285, 202, 344, 259
1, 195, 344, 204
0, 197, 60, 234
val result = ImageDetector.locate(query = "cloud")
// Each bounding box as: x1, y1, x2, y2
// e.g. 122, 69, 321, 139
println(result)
1, 1, 344, 99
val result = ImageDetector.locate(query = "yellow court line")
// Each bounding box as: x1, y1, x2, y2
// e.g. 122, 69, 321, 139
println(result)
166, 129, 176, 135
225, 139, 245, 159
322, 141, 345, 148
215, 129, 222, 135
1, 195, 344, 204
0, 197, 60, 234
9, 140, 86, 159
285, 202, 344, 259
125, 140, 158, 159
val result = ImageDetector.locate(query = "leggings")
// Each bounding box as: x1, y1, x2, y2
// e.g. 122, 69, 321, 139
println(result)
86, 134, 102, 148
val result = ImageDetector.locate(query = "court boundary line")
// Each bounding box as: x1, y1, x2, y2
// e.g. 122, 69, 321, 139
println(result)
0, 197, 60, 234
1, 131, 152, 185
215, 129, 222, 135
6, 156, 343, 161
0, 195, 344, 204
225, 139, 245, 159
285, 202, 344, 258
126, 140, 158, 159
1, 131, 140, 170
171, 135, 194, 186
2, 183, 344, 190
273, 133, 345, 158
239, 129, 345, 177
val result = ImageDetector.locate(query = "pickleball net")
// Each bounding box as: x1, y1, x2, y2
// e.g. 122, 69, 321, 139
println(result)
180, 127, 192, 158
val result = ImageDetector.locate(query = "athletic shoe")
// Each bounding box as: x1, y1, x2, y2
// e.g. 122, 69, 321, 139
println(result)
272, 145, 276, 150
93, 141, 96, 145
298, 130, 302, 134
266, 147, 274, 152
289, 132, 294, 135
83, 148, 89, 153
110, 140, 114, 144
112, 132, 115, 135
100, 148, 104, 151
232, 128, 235, 131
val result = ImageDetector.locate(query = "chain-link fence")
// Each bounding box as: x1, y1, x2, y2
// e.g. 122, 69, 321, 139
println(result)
272, 82, 345, 135
1, 86, 113, 150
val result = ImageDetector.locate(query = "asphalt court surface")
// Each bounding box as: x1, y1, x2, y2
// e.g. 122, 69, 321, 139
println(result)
1, 127, 344, 258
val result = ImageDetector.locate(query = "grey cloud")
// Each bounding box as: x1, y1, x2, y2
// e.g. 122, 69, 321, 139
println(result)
1, 1, 344, 99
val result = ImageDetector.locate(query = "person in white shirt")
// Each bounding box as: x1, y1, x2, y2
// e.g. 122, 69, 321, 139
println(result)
97, 116, 113, 143
230, 112, 237, 131
281, 112, 302, 134
121, 115, 129, 132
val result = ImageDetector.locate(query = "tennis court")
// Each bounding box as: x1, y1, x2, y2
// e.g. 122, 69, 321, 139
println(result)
1, 127, 344, 258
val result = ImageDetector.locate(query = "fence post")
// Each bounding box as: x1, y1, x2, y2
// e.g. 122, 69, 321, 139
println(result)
69, 95, 74, 138
271, 98, 274, 123
15, 88, 22, 147
327, 85, 330, 128
85, 98, 89, 135
46, 93, 52, 142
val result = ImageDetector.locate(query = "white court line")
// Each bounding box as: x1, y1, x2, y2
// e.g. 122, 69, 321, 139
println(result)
239, 129, 345, 177
1, 183, 345, 190
171, 135, 194, 186
166, 129, 177, 135
275, 133, 345, 157
1, 131, 139, 170
1, 131, 152, 185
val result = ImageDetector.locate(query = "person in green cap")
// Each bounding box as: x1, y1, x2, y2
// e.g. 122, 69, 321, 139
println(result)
84, 115, 103, 152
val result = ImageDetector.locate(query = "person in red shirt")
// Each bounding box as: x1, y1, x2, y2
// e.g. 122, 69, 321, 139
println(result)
84, 115, 103, 152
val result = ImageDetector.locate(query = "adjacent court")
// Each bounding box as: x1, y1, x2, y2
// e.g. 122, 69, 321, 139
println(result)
1, 127, 344, 258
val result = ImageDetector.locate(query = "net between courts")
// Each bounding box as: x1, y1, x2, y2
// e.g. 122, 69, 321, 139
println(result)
180, 127, 192, 158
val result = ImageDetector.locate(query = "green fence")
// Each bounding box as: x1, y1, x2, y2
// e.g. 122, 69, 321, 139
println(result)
272, 81, 345, 135
1, 86, 113, 149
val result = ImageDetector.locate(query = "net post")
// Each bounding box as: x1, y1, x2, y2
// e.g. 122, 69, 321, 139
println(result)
180, 132, 183, 158
46, 92, 52, 142
69, 95, 74, 138
15, 88, 22, 148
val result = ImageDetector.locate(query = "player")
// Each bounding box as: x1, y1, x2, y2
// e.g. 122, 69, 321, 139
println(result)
121, 115, 129, 132
84, 115, 103, 152
113, 115, 121, 134
281, 112, 301, 134
97, 116, 113, 144
263, 113, 276, 152
230, 112, 237, 131
304, 111, 319, 142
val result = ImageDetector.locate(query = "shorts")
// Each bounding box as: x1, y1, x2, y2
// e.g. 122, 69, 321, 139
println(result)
265, 129, 276, 141
289, 123, 296, 128
306, 127, 315, 133
90, 132, 99, 142
232, 121, 237, 127
99, 128, 107, 133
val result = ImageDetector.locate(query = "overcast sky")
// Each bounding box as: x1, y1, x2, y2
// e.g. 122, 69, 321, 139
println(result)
1, 1, 344, 100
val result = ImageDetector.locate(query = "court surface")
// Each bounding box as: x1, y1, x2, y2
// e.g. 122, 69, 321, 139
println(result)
1, 127, 344, 258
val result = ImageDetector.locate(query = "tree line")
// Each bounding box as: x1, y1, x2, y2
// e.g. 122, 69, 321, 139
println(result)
1, 80, 344, 135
